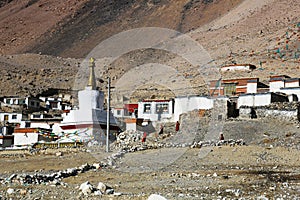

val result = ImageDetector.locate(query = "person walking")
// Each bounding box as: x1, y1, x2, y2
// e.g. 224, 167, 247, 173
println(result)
142, 132, 147, 142
219, 132, 224, 141
158, 125, 164, 135
175, 121, 180, 132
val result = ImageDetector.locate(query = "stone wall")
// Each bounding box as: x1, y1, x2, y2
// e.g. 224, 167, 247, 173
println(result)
239, 102, 300, 122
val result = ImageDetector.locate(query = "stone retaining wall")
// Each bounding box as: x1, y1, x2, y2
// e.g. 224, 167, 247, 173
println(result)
239, 102, 300, 122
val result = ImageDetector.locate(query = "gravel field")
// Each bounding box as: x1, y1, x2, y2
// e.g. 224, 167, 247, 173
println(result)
1, 119, 300, 199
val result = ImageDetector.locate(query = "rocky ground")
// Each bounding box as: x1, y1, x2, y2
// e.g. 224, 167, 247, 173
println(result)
0, 118, 299, 199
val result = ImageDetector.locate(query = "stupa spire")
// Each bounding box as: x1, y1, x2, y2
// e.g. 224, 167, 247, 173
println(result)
87, 57, 96, 90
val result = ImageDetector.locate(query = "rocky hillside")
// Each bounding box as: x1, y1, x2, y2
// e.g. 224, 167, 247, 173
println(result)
0, 0, 299, 99
0, 0, 242, 57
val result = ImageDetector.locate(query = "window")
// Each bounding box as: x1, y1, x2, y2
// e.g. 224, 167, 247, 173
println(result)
33, 114, 41, 119
50, 102, 58, 109
156, 103, 169, 114
117, 110, 121, 115
143, 104, 151, 114
4, 115, 8, 121
12, 115, 17, 119
218, 114, 223, 121
25, 122, 31, 128
30, 101, 35, 106
224, 83, 236, 96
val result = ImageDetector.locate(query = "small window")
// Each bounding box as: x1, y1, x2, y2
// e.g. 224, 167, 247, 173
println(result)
218, 115, 223, 121
4, 115, 9, 121
12, 115, 17, 119
30, 101, 35, 106
156, 103, 169, 114
143, 104, 151, 114
224, 83, 236, 96
50, 102, 58, 109
25, 122, 31, 128
33, 114, 41, 119
117, 110, 121, 115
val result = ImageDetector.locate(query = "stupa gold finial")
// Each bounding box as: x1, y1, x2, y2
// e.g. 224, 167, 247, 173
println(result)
90, 57, 95, 64
87, 57, 96, 89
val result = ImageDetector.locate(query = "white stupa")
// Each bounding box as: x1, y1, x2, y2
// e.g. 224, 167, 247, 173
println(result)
57, 58, 119, 143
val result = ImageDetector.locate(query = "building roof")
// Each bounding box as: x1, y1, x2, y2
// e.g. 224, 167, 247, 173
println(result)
285, 78, 300, 83
280, 87, 300, 90
142, 99, 172, 102
221, 64, 256, 68
0, 135, 14, 139
13, 128, 52, 134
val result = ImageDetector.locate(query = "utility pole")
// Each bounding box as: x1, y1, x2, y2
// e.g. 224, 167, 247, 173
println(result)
106, 77, 110, 152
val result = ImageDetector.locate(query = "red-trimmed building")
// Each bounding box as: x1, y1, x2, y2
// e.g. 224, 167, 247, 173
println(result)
112, 103, 138, 118
209, 78, 269, 97
138, 99, 174, 122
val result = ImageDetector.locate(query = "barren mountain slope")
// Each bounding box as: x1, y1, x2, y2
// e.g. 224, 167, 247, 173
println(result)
0, 0, 89, 55
190, 0, 300, 81
0, 0, 242, 57
0, 0, 299, 98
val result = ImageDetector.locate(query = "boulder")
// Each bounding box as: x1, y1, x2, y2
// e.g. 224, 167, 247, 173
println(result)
106, 188, 114, 195
97, 182, 106, 193
7, 188, 15, 195
19, 189, 27, 195
92, 163, 101, 170
56, 152, 63, 157
79, 181, 93, 195
94, 190, 102, 196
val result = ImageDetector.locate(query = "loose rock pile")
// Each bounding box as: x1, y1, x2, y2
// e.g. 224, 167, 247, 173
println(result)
115, 130, 143, 148
115, 130, 246, 152
78, 181, 119, 197
2, 163, 102, 186
191, 139, 246, 148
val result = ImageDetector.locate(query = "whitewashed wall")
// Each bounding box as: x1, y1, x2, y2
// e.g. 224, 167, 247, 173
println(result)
221, 65, 250, 71
138, 101, 173, 122
13, 133, 38, 146
78, 89, 104, 111
126, 123, 136, 131
237, 93, 271, 108
62, 89, 108, 126
280, 88, 300, 101
270, 81, 284, 92
29, 122, 53, 129
174, 96, 214, 121
285, 81, 299, 88
112, 108, 125, 118
0, 113, 22, 123
247, 82, 257, 93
